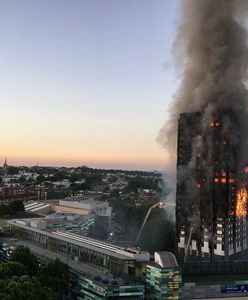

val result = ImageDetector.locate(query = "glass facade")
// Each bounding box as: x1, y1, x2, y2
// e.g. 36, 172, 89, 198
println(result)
12, 227, 140, 277
145, 264, 181, 300
69, 271, 145, 299
8, 224, 182, 299
0, 241, 145, 300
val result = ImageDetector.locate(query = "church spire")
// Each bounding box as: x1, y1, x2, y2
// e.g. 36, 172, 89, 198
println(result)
3, 158, 8, 176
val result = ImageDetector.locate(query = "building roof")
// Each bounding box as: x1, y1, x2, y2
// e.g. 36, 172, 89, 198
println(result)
25, 202, 50, 212
153, 251, 178, 269
63, 196, 95, 203
8, 219, 150, 262
1, 238, 143, 287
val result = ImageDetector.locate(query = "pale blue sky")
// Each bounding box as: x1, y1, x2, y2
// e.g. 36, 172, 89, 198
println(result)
0, 0, 180, 170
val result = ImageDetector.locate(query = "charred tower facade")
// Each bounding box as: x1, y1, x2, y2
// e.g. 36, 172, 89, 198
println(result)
176, 112, 248, 261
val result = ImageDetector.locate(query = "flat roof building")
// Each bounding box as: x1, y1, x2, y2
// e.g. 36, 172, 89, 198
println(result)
0, 239, 146, 299
8, 219, 150, 277
3, 220, 182, 299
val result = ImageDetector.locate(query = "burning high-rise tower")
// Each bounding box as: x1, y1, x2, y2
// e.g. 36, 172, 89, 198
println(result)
157, 1, 248, 262
176, 111, 248, 261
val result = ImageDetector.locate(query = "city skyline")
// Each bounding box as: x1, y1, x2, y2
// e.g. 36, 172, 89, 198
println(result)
0, 0, 180, 170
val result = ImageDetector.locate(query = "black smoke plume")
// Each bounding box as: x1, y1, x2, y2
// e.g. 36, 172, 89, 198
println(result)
158, 0, 248, 166
158, 1, 248, 238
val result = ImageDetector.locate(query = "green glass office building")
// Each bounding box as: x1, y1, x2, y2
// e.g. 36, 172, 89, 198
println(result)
70, 271, 145, 299
145, 252, 181, 300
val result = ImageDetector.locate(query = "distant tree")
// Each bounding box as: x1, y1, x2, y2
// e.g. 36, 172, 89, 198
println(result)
10, 246, 39, 276
27, 177, 35, 183
0, 204, 11, 217
9, 200, 24, 213
38, 258, 69, 297
0, 275, 55, 300
0, 262, 27, 280
36, 175, 45, 183
109, 194, 129, 223
123, 176, 159, 193
18, 176, 27, 184
85, 174, 102, 185
108, 176, 117, 183
44, 181, 53, 188
110, 189, 120, 198
70, 172, 85, 183
46, 189, 67, 200
7, 166, 20, 175
0, 201, 24, 217
51, 171, 68, 182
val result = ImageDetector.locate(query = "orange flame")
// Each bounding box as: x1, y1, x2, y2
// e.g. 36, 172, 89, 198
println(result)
236, 188, 247, 218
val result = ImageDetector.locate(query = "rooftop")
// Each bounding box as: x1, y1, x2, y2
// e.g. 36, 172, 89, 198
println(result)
63, 196, 96, 204
8, 219, 150, 262
147, 251, 179, 269
156, 251, 178, 268
1, 238, 143, 287
25, 202, 51, 212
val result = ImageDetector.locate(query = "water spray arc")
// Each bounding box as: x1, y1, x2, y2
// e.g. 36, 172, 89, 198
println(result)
135, 202, 175, 245
184, 226, 193, 262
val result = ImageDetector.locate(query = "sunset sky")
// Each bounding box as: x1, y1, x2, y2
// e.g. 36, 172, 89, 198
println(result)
0, 0, 180, 170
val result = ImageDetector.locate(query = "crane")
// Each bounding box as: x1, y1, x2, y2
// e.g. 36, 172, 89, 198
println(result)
135, 201, 175, 245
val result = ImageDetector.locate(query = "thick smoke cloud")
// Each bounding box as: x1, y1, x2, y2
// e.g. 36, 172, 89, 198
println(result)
158, 0, 248, 166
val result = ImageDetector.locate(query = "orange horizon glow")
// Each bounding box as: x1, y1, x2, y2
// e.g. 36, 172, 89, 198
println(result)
0, 0, 179, 173
0, 134, 172, 170
1, 150, 171, 171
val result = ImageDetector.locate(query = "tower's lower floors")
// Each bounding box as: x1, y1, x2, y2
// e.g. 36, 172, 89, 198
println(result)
177, 216, 248, 262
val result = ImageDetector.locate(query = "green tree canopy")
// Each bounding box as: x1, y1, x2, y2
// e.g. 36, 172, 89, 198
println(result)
0, 200, 24, 218
0, 275, 55, 300
51, 171, 69, 181
38, 258, 69, 296
0, 262, 27, 280
10, 246, 39, 276
9, 200, 24, 213
36, 175, 45, 183
85, 174, 102, 185
7, 166, 20, 175
123, 176, 159, 193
